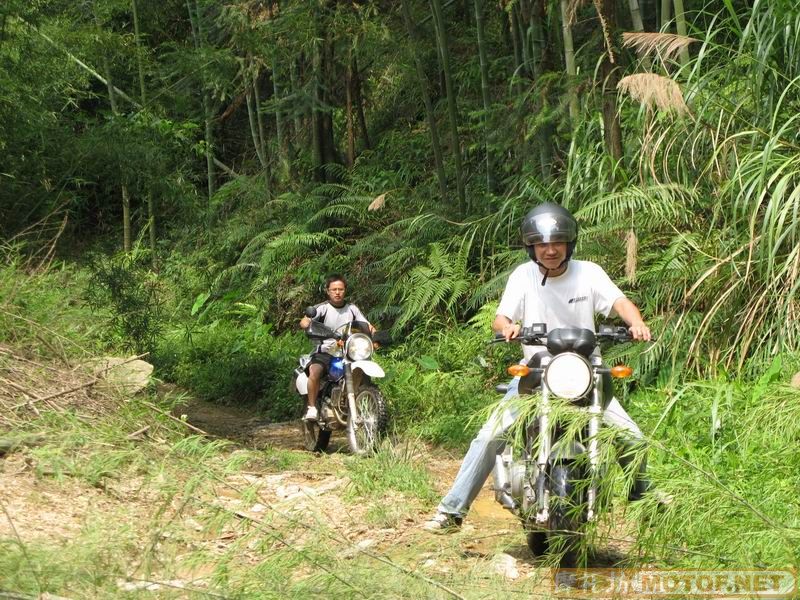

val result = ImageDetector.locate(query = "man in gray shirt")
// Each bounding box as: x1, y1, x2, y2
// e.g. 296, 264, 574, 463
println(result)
299, 274, 374, 421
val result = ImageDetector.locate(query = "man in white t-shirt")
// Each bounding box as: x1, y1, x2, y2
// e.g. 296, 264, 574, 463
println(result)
424, 203, 654, 531
299, 274, 374, 421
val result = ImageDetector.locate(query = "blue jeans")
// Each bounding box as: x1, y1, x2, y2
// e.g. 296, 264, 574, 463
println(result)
437, 377, 645, 516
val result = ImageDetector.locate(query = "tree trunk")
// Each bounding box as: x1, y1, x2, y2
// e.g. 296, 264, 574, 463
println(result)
352, 55, 371, 150
320, 39, 337, 169
400, 0, 448, 205
508, 7, 523, 79
311, 37, 337, 181
346, 50, 356, 168
628, 0, 645, 32
245, 69, 267, 168
473, 0, 495, 193
559, 0, 579, 123
271, 54, 291, 179
430, 0, 466, 215
188, 0, 216, 199
311, 43, 325, 182
516, 3, 531, 78
97, 10, 132, 253
530, 0, 553, 179
289, 59, 303, 148
131, 0, 147, 104
253, 73, 268, 166
599, 0, 623, 164
131, 0, 157, 268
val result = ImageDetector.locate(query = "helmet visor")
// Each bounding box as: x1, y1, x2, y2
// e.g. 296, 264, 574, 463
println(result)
521, 214, 578, 246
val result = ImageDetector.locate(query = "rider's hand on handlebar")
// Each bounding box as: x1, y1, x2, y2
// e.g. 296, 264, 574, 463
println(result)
628, 322, 651, 341
501, 323, 521, 341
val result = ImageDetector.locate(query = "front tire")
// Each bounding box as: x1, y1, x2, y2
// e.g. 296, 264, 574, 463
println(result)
548, 462, 586, 568
526, 529, 548, 556
347, 386, 388, 456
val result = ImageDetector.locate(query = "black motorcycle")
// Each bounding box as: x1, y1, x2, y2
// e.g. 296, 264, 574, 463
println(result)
490, 323, 639, 566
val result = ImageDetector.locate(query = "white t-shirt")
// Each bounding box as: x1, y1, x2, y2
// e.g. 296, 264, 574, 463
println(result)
496, 260, 625, 360
310, 302, 370, 354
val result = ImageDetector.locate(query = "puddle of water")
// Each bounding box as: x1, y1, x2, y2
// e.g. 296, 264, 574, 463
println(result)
469, 490, 517, 523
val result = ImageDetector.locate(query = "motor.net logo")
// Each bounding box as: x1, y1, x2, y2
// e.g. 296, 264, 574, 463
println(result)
552, 569, 797, 598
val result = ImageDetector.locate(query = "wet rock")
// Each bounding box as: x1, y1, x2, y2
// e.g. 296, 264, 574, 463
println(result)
491, 553, 519, 580
342, 538, 375, 559
85, 357, 153, 394
791, 372, 800, 389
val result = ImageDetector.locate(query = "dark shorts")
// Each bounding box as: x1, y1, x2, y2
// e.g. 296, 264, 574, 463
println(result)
305, 352, 333, 375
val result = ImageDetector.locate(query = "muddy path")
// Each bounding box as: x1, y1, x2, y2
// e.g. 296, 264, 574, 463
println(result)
172, 397, 528, 544
171, 397, 632, 575
0, 391, 634, 597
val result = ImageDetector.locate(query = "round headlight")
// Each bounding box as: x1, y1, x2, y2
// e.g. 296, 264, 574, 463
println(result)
346, 334, 373, 361
543, 353, 593, 399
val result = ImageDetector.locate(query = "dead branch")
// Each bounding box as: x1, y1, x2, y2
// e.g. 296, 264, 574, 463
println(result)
140, 400, 208, 436
9, 353, 149, 410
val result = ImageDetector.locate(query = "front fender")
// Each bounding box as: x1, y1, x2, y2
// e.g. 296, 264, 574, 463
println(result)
351, 360, 385, 378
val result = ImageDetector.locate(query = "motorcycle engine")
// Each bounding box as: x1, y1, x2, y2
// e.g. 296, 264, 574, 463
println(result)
493, 447, 534, 513
326, 386, 348, 426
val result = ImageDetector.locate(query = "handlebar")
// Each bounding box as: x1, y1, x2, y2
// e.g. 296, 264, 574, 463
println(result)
490, 325, 649, 345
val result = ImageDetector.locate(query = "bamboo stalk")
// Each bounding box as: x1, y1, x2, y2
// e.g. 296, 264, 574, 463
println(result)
660, 0, 671, 30
627, 0, 652, 69
673, 0, 690, 65
430, 0, 466, 214
97, 8, 133, 253
474, 0, 495, 192
400, 0, 449, 205
559, 0, 579, 122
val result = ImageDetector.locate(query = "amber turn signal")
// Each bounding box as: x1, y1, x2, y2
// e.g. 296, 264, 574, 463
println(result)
610, 365, 633, 378
507, 364, 531, 377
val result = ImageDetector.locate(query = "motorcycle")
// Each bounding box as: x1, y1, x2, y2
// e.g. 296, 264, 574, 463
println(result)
490, 323, 637, 566
293, 307, 389, 455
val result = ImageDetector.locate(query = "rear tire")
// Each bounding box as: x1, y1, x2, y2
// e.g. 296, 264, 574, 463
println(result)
293, 375, 331, 453
347, 385, 388, 456
548, 462, 585, 568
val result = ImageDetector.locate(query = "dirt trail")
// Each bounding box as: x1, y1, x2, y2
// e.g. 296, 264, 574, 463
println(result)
1, 393, 630, 595
173, 397, 532, 557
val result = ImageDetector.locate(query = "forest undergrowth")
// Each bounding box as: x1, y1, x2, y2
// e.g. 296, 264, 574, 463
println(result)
2, 245, 800, 598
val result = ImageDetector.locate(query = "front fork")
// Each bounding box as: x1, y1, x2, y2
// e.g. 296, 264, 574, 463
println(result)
534, 389, 550, 524
534, 361, 604, 524
586, 369, 603, 521
344, 364, 359, 431
535, 359, 551, 525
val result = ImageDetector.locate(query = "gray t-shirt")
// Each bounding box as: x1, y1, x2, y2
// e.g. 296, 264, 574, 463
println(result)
310, 302, 370, 354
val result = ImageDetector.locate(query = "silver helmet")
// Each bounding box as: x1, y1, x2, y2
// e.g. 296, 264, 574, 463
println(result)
520, 203, 578, 283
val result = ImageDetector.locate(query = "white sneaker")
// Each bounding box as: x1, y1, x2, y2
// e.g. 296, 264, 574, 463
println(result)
303, 406, 318, 421
651, 490, 674, 506
422, 512, 462, 532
